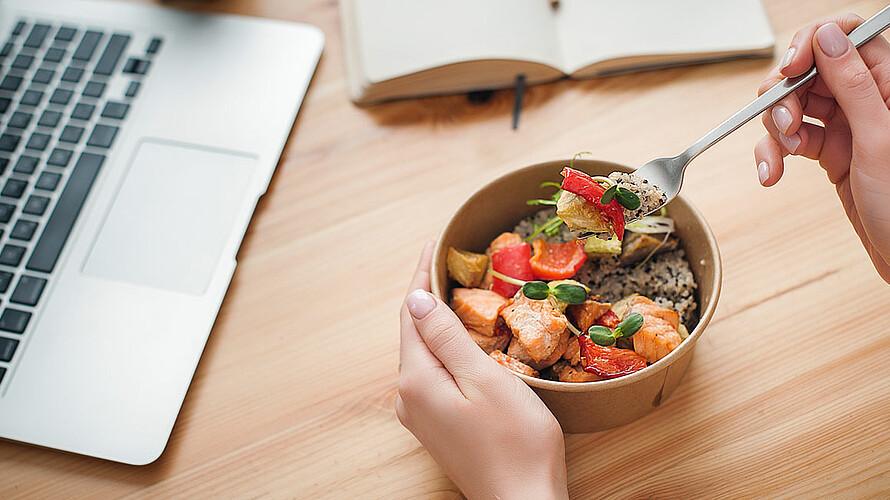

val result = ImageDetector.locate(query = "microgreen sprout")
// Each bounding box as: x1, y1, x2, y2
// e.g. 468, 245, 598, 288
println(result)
487, 270, 588, 304
586, 312, 645, 346
570, 152, 592, 169
525, 215, 564, 242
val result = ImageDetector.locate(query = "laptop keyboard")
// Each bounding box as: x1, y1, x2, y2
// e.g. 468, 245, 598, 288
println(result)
0, 19, 162, 387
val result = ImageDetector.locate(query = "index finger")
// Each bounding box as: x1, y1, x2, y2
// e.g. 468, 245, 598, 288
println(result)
399, 240, 441, 372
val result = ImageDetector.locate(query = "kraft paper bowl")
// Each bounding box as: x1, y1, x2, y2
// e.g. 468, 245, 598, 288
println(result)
431, 159, 722, 433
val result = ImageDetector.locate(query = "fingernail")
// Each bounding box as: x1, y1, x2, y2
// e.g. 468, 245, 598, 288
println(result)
406, 289, 436, 319
780, 47, 796, 70
816, 23, 849, 58
779, 133, 801, 153
771, 106, 793, 134
757, 161, 770, 185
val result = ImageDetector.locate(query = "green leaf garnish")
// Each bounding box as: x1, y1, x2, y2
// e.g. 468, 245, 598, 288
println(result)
587, 326, 616, 346
540, 181, 562, 189
600, 185, 617, 205
613, 313, 644, 338
550, 283, 587, 304
614, 187, 641, 210
522, 281, 550, 300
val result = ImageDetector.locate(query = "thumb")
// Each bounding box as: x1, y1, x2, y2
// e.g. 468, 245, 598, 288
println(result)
405, 289, 494, 380
813, 22, 890, 140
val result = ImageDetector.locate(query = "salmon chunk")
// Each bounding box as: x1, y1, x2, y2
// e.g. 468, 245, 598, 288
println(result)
481, 232, 524, 289
563, 336, 581, 366
450, 288, 507, 336
507, 328, 569, 371
468, 329, 511, 354
495, 294, 568, 363
554, 361, 602, 383
490, 350, 539, 378
566, 299, 612, 332
626, 296, 682, 364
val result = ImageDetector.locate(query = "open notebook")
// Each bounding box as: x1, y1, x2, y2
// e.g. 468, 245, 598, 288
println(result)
342, 0, 775, 105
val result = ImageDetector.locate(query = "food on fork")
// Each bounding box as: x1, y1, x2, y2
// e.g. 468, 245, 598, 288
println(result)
556, 167, 666, 240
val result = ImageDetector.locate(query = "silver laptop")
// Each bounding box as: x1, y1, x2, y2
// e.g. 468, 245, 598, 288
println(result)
0, 0, 322, 464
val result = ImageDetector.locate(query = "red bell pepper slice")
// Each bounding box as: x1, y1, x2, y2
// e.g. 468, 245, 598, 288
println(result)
490, 242, 535, 297
529, 239, 587, 280
560, 167, 625, 240
578, 335, 648, 379
595, 309, 620, 329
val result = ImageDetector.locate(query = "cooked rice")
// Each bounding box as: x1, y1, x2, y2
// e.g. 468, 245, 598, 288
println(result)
608, 171, 667, 222
514, 208, 698, 327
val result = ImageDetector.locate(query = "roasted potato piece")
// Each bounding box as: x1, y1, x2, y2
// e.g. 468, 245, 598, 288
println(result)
447, 247, 489, 288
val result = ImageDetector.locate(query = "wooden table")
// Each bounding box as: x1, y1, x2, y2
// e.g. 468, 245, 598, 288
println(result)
4, 0, 890, 497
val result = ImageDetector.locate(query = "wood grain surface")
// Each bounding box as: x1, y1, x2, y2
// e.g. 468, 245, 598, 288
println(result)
3, 0, 890, 498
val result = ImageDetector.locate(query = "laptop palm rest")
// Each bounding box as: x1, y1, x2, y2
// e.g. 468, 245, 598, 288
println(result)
83, 140, 257, 294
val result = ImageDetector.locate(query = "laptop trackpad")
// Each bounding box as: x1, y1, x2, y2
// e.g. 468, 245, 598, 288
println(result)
84, 140, 258, 294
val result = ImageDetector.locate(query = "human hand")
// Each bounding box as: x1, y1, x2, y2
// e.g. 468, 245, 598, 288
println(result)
754, 15, 890, 283
397, 241, 569, 500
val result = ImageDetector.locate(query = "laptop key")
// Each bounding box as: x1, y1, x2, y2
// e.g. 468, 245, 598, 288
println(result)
0, 42, 12, 57
0, 134, 21, 152
47, 148, 73, 167
27, 153, 105, 274
0, 75, 23, 92
10, 220, 38, 241
10, 275, 46, 306
73, 30, 104, 61
11, 21, 26, 37
23, 24, 51, 49
0, 245, 26, 267
59, 125, 84, 144
55, 26, 78, 43
20, 89, 45, 107
0, 270, 12, 292
0, 337, 17, 362
0, 308, 31, 334
13, 155, 39, 174
23, 195, 50, 216
0, 158, 7, 175
71, 103, 95, 120
101, 101, 129, 120
11, 54, 34, 70
32, 68, 55, 85
0, 97, 10, 113
95, 34, 131, 76
82, 81, 106, 98
26, 132, 51, 151
38, 109, 63, 128
61, 67, 84, 83
8, 111, 32, 129
87, 124, 118, 149
50, 88, 74, 105
124, 81, 140, 98
146, 37, 163, 54
123, 57, 150, 74
0, 203, 14, 222
1, 178, 27, 198
44, 47, 66, 63
36, 172, 61, 191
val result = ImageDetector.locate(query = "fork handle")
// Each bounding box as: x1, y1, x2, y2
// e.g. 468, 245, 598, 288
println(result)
681, 4, 890, 163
